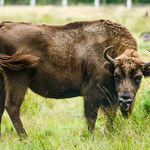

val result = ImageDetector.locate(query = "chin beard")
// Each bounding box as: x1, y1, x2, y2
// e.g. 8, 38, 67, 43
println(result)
120, 108, 133, 118
121, 109, 130, 118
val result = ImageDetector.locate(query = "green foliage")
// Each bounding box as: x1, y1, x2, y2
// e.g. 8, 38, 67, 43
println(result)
36, 0, 61, 5
133, 0, 150, 3
5, 0, 30, 5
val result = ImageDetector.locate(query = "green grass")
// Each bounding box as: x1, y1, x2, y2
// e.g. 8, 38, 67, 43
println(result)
0, 5, 150, 150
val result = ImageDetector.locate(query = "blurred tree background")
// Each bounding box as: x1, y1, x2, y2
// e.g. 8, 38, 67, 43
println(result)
4, 0, 150, 5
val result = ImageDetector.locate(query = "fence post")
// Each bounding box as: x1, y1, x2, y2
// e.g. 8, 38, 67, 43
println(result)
127, 0, 132, 9
94, 0, 99, 8
62, 0, 67, 7
30, 0, 36, 6
0, 0, 4, 6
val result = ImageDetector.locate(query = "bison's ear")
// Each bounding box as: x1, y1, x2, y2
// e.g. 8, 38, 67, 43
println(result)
103, 62, 114, 73
143, 66, 150, 77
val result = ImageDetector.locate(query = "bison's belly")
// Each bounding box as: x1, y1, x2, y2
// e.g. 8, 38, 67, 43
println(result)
29, 83, 81, 99
29, 71, 82, 99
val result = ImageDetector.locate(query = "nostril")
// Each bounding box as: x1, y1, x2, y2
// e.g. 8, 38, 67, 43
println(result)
127, 103, 130, 107
119, 98, 126, 103
121, 95, 131, 100
119, 101, 123, 106
119, 92, 132, 101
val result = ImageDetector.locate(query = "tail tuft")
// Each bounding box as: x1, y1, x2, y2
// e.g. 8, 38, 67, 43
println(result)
0, 48, 39, 71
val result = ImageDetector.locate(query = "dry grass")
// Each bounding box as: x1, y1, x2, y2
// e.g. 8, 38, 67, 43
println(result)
0, 5, 150, 23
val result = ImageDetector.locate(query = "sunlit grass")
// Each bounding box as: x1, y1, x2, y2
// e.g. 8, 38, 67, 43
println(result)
0, 5, 150, 150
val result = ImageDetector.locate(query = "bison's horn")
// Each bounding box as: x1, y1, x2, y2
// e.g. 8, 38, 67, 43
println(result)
145, 49, 150, 68
144, 62, 150, 68
104, 46, 115, 65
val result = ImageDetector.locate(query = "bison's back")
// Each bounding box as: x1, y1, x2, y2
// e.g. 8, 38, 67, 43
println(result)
0, 20, 137, 98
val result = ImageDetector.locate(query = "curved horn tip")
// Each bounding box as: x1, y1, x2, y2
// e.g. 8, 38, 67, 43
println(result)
103, 45, 114, 55
104, 45, 115, 65
108, 45, 114, 49
145, 62, 150, 68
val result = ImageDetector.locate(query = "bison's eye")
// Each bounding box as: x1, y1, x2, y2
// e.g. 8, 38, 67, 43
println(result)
114, 73, 121, 85
134, 75, 142, 84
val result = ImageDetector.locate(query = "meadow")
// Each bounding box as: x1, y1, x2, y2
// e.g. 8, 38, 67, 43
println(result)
0, 5, 150, 150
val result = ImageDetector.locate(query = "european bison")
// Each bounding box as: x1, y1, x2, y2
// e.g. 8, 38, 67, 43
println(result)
0, 19, 149, 138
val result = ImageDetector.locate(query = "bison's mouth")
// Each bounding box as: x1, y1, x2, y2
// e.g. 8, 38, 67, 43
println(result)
118, 98, 133, 118
120, 109, 130, 118
118, 98, 132, 111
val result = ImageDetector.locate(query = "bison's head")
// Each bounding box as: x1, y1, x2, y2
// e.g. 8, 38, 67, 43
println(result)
104, 46, 150, 117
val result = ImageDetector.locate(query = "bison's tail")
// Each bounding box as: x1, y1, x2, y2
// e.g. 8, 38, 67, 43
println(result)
0, 48, 39, 71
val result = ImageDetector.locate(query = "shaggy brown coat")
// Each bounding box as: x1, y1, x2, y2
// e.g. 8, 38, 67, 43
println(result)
0, 19, 149, 137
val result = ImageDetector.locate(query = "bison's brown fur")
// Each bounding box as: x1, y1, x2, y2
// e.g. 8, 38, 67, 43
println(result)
115, 50, 144, 70
0, 19, 149, 138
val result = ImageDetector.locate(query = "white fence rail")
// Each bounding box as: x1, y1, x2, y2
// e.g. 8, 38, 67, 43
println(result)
0, 0, 133, 9
127, 0, 132, 9
30, 0, 36, 6
94, 0, 100, 8
0, 0, 4, 6
62, 0, 68, 7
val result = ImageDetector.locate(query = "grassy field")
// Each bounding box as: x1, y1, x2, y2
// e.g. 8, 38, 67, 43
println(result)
0, 5, 150, 150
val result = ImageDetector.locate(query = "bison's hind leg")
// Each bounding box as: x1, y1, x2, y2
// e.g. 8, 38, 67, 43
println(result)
4, 70, 30, 138
0, 74, 5, 139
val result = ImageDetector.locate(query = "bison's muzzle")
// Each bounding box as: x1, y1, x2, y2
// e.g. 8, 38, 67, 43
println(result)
118, 92, 133, 111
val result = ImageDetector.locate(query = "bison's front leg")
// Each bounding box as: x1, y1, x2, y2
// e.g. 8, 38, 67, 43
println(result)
83, 89, 102, 132
84, 98, 100, 132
